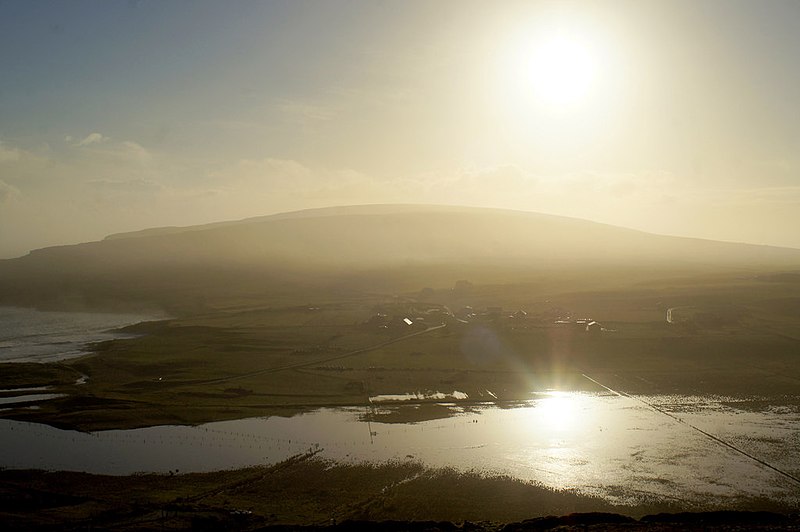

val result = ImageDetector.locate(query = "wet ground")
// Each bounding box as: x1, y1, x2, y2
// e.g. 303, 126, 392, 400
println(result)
2, 389, 798, 510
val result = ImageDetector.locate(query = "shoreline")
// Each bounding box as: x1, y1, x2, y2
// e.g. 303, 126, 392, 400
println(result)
0, 305, 168, 364
2, 456, 797, 530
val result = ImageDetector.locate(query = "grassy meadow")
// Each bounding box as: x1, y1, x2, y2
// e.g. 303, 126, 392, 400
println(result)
3, 270, 800, 431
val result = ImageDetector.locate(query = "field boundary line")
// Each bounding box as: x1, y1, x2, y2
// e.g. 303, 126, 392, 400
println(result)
581, 373, 800, 487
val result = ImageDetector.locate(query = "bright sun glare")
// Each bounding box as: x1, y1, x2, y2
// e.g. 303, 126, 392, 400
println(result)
495, 23, 621, 155
536, 391, 579, 432
524, 33, 598, 109
500, 27, 606, 116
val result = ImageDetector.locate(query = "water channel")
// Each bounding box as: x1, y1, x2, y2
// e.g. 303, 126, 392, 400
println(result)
2, 391, 798, 508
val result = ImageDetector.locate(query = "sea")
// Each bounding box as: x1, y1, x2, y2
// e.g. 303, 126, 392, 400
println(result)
0, 306, 160, 363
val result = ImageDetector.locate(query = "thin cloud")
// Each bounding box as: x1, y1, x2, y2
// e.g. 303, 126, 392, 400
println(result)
67, 133, 110, 147
118, 141, 152, 163
0, 143, 22, 163
0, 179, 20, 203
85, 178, 164, 194
218, 157, 314, 185
277, 99, 337, 125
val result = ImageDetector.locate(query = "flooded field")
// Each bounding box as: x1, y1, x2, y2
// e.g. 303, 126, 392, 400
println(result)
3, 391, 798, 508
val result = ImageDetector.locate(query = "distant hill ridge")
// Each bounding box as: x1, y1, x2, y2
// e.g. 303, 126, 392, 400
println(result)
102, 204, 555, 241
47, 204, 800, 267
2, 204, 800, 312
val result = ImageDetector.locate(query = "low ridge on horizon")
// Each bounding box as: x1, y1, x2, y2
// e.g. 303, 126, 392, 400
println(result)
2, 203, 800, 315
62, 203, 800, 254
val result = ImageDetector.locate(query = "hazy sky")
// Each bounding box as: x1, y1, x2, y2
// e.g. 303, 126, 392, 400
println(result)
1, 0, 800, 258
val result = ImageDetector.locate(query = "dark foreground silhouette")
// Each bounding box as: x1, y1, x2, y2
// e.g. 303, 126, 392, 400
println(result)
2, 458, 797, 531
268, 512, 799, 531
6, 511, 798, 531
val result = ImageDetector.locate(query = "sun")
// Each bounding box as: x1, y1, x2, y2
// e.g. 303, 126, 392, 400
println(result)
500, 28, 603, 113
494, 22, 620, 149
526, 33, 597, 108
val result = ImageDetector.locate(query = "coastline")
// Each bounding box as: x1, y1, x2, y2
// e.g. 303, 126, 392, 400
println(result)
0, 306, 167, 364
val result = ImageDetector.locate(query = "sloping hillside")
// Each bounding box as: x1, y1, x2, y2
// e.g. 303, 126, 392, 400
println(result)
2, 205, 799, 312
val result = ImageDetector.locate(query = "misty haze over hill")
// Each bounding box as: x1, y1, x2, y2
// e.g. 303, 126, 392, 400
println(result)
2, 205, 799, 313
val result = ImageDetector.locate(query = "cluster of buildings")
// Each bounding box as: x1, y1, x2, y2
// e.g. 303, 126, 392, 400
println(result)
363, 300, 608, 335
554, 316, 605, 334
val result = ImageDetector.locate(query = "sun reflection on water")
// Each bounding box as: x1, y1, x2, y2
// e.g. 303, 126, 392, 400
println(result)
534, 390, 582, 434
509, 391, 593, 489
2, 391, 798, 507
